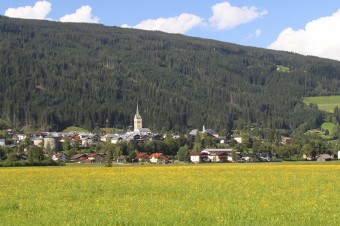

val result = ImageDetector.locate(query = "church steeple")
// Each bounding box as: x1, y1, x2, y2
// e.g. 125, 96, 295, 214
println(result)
135, 102, 141, 119
134, 102, 142, 131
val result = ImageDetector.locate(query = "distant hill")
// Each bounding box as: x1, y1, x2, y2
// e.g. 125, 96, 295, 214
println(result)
1, 16, 340, 132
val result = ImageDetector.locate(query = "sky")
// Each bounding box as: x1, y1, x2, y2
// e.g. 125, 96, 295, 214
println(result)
1, 1, 340, 61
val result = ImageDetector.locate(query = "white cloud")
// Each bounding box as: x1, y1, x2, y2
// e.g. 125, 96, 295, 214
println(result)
268, 10, 340, 61
4, 0, 51, 20
209, 2, 267, 30
121, 24, 130, 28
59, 5, 99, 23
124, 13, 203, 34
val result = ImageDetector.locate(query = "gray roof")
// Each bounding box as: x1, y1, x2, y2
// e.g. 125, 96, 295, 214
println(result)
202, 149, 233, 154
135, 102, 141, 119
138, 128, 151, 133
203, 129, 218, 136
189, 129, 199, 136
113, 131, 128, 136
317, 154, 332, 159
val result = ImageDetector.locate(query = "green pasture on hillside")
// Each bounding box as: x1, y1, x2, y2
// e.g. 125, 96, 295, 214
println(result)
62, 126, 89, 133
303, 96, 340, 112
1, 163, 340, 225
276, 65, 290, 72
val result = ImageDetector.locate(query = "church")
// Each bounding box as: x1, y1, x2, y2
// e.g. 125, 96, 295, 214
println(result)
133, 103, 151, 135
134, 103, 142, 132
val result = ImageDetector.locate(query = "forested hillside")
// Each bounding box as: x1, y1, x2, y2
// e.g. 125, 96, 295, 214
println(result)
1, 16, 340, 132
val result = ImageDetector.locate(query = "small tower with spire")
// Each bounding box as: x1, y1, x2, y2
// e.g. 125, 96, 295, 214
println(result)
134, 102, 142, 132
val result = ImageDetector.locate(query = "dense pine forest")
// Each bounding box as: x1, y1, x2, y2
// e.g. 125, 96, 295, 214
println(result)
1, 16, 340, 133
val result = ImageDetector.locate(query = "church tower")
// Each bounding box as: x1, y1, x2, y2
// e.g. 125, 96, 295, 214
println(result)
134, 102, 142, 132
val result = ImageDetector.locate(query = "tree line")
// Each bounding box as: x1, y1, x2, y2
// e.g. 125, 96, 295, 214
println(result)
1, 16, 340, 135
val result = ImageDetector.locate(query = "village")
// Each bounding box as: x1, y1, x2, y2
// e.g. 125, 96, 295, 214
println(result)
0, 104, 338, 165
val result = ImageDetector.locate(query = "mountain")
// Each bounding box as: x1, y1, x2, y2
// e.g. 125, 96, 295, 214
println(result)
1, 16, 340, 132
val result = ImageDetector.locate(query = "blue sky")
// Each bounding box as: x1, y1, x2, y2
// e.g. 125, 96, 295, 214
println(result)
1, 1, 340, 61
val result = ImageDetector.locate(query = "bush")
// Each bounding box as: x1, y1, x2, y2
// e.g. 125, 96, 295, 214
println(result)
0, 159, 58, 167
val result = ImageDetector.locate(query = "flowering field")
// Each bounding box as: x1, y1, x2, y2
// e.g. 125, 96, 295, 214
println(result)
1, 163, 340, 225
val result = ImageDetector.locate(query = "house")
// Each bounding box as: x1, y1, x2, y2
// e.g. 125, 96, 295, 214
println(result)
241, 153, 255, 162
209, 152, 230, 162
67, 133, 82, 147
189, 127, 219, 138
282, 137, 293, 145
110, 136, 123, 144
105, 132, 127, 143
11, 134, 26, 144
231, 135, 242, 143
136, 152, 149, 162
202, 149, 233, 162
149, 153, 168, 164
138, 128, 152, 136
70, 153, 87, 162
43, 136, 59, 152
33, 138, 44, 147
151, 134, 163, 141
190, 152, 209, 163
219, 136, 227, 144
133, 134, 142, 141
116, 155, 127, 163
172, 133, 180, 139
317, 154, 332, 162
202, 149, 233, 155
52, 153, 67, 161
87, 153, 105, 163
303, 154, 312, 161
189, 129, 199, 136
0, 139, 5, 146
259, 153, 271, 162
203, 129, 219, 138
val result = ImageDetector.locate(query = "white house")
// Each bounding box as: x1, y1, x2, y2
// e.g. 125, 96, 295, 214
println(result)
0, 139, 5, 146
33, 138, 43, 147
202, 149, 233, 162
231, 135, 242, 143
190, 152, 209, 163
149, 153, 167, 164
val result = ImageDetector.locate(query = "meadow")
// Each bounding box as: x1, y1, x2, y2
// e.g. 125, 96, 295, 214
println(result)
1, 163, 340, 225
303, 95, 340, 112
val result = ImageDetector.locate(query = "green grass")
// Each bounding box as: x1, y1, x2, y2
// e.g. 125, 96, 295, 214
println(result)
303, 96, 340, 112
306, 122, 335, 139
0, 130, 7, 138
100, 127, 125, 134
276, 65, 290, 72
62, 126, 89, 133
1, 163, 340, 225
100, 127, 113, 134
321, 122, 335, 134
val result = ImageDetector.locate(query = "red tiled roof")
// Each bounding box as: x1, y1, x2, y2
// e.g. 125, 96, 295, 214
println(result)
136, 152, 148, 158
149, 153, 164, 159
87, 153, 97, 157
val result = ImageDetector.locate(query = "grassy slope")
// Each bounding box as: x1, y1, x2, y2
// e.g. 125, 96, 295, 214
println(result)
276, 65, 290, 72
321, 122, 335, 134
0, 163, 340, 225
303, 96, 340, 112
62, 126, 89, 133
